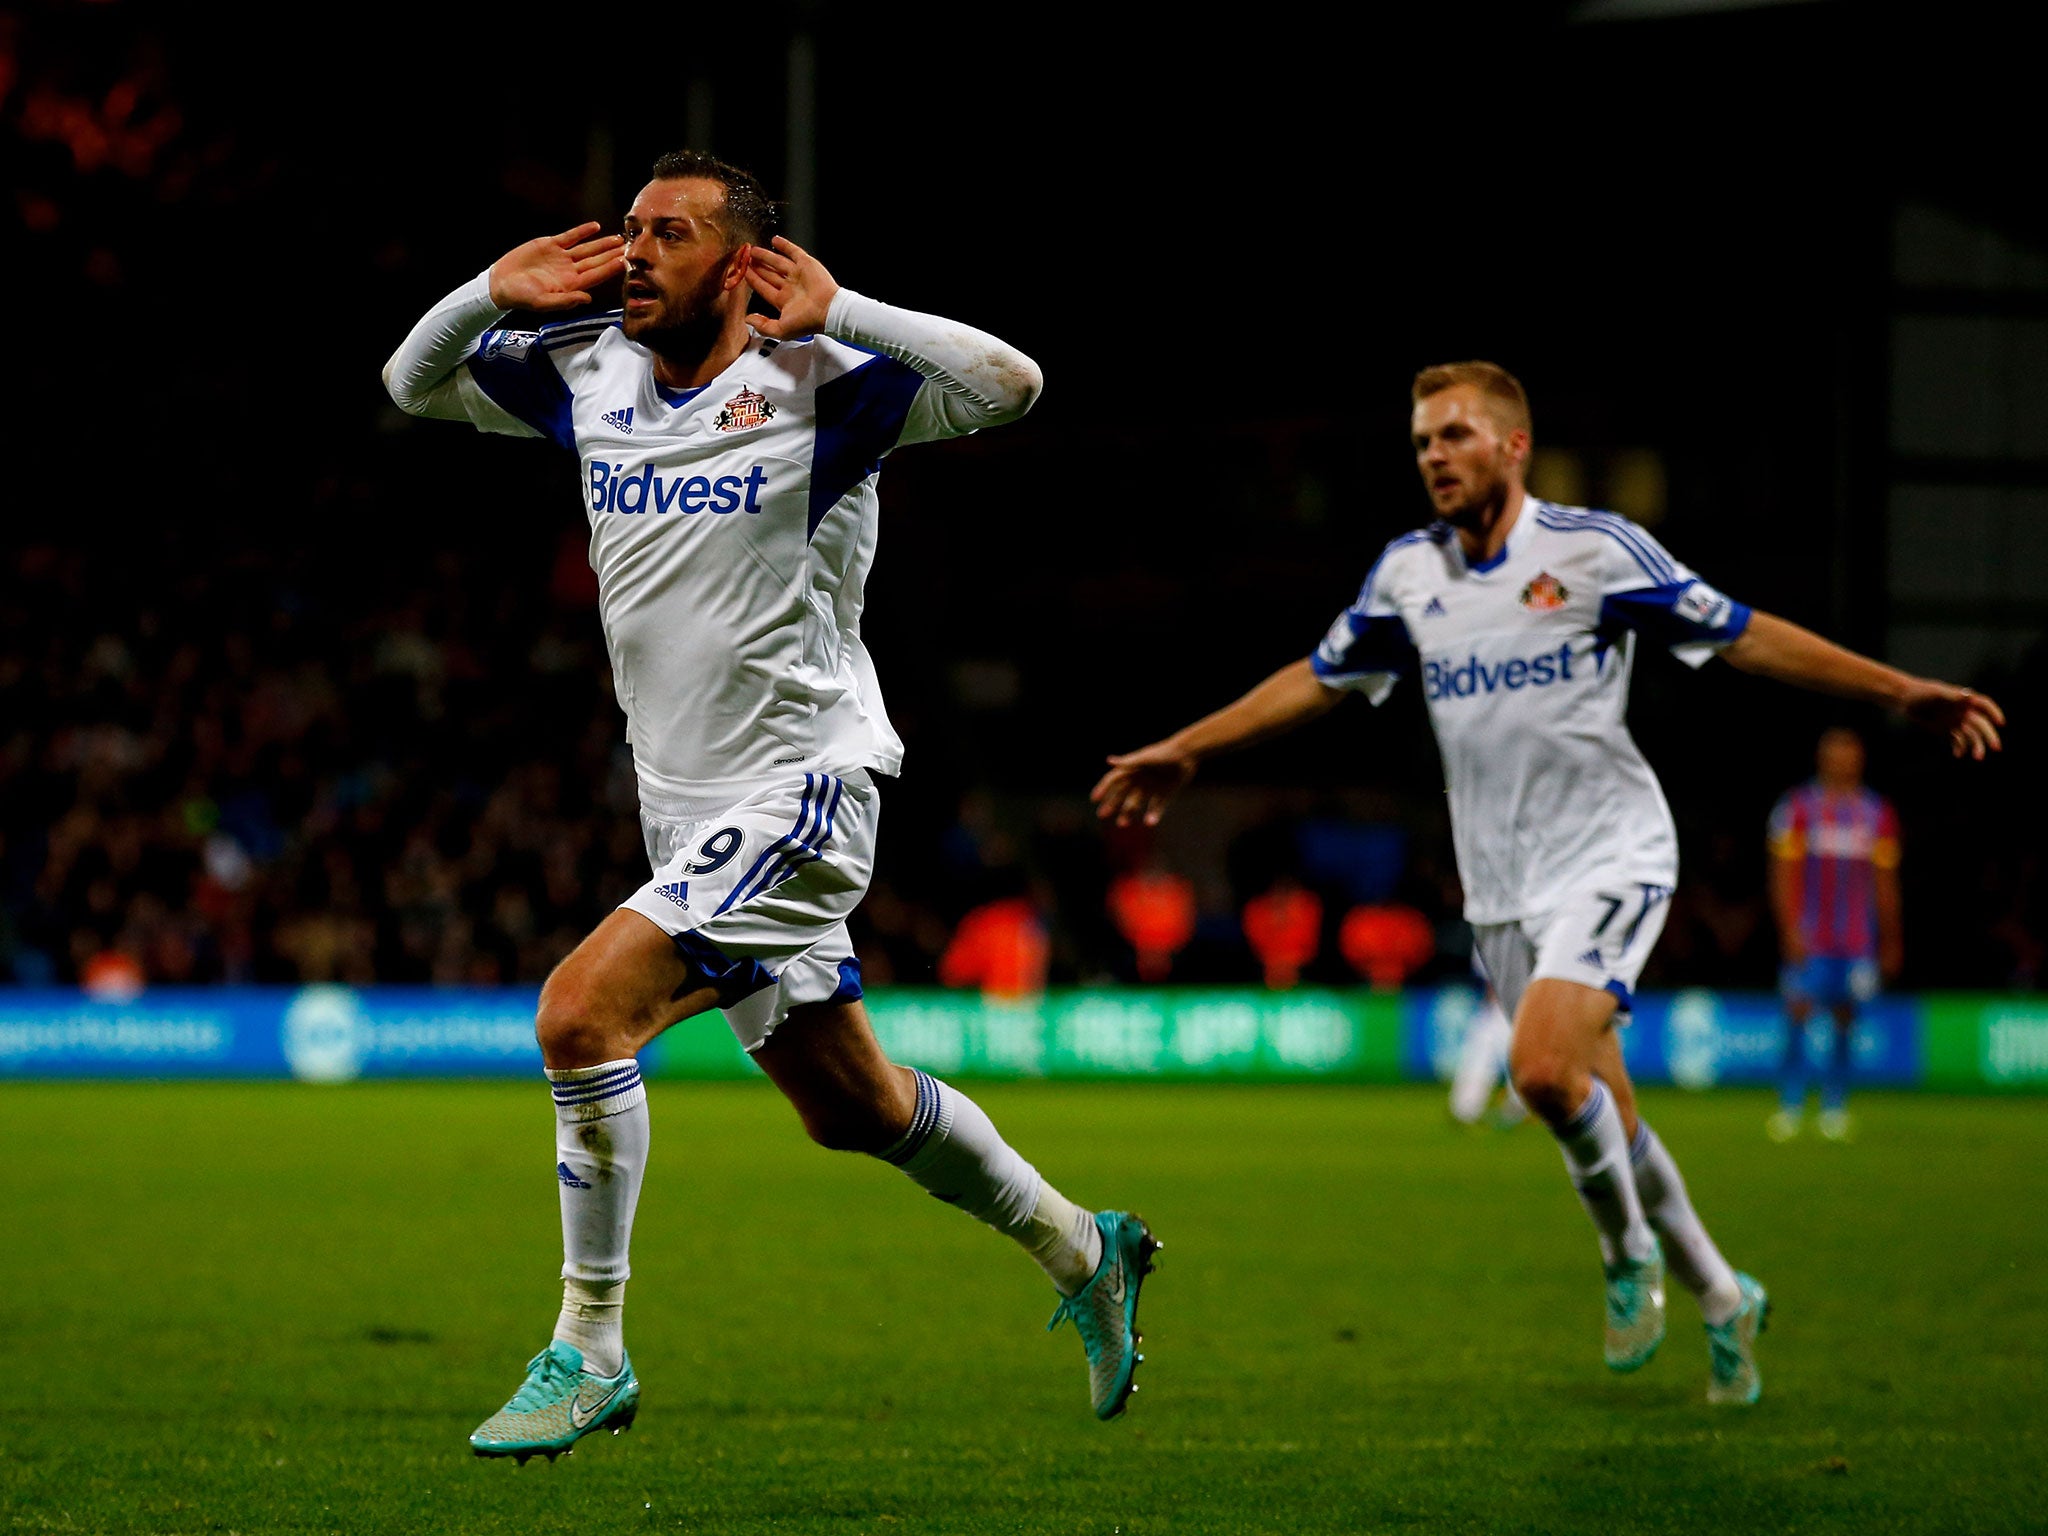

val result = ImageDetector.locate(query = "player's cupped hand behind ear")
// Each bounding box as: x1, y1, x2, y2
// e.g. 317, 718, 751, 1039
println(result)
487, 222, 626, 312
742, 236, 839, 340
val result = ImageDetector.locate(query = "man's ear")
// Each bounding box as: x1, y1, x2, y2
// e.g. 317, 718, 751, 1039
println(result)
1506, 427, 1532, 467
723, 244, 752, 290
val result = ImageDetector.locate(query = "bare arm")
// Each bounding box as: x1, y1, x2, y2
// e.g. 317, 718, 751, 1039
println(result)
1091, 657, 1342, 828
1722, 610, 2005, 759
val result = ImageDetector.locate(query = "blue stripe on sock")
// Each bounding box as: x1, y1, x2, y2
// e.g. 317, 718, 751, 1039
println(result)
549, 1062, 641, 1089
1564, 1080, 1609, 1137
549, 1064, 641, 1097
881, 1070, 942, 1166
1629, 1122, 1652, 1165
553, 1079, 642, 1105
552, 1067, 643, 1104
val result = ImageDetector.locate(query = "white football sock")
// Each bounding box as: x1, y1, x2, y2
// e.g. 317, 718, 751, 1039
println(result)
547, 1058, 650, 1376
1553, 1080, 1658, 1267
878, 1070, 1103, 1295
1630, 1121, 1743, 1325
554, 1278, 626, 1377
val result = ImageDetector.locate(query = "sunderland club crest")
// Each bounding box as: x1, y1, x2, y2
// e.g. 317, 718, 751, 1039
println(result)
713, 384, 776, 433
1519, 571, 1570, 611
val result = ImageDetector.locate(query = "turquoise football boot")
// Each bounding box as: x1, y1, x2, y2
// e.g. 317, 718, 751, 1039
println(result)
1706, 1273, 1770, 1405
1046, 1211, 1159, 1420
1604, 1236, 1667, 1372
469, 1341, 639, 1462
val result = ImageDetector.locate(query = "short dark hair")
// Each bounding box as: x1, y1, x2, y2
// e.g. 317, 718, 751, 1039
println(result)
1412, 360, 1532, 435
647, 150, 780, 247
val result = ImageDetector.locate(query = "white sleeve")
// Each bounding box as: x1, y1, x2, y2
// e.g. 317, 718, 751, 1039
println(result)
1310, 542, 1418, 704
1593, 518, 1752, 669
821, 288, 1043, 446
381, 271, 538, 438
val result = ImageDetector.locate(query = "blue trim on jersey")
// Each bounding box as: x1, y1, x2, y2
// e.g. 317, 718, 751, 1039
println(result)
1317, 530, 1436, 681
537, 311, 624, 348
827, 955, 864, 1004
656, 382, 707, 407
1468, 543, 1512, 574
1604, 977, 1635, 1014
809, 355, 925, 539
1355, 529, 1437, 611
1598, 585, 1752, 648
1313, 613, 1415, 679
468, 335, 577, 452
668, 929, 778, 1008
1534, 506, 1679, 585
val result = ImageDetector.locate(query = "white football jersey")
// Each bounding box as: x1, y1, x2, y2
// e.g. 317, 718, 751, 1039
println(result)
1313, 499, 1751, 925
445, 311, 966, 803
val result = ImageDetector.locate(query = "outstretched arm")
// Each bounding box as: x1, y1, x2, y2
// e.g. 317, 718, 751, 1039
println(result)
1722, 610, 2005, 760
1091, 658, 1342, 828
383, 223, 625, 419
742, 236, 1043, 436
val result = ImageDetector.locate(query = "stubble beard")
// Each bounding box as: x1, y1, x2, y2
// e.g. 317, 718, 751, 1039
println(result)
1440, 463, 1511, 531
623, 261, 732, 372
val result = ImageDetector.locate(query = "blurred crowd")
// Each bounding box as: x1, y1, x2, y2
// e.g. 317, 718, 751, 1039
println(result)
7, 7, 2044, 1002
6, 535, 2041, 1000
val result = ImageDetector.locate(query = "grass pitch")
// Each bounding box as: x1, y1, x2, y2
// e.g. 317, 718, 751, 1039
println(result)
5, 1080, 2043, 1535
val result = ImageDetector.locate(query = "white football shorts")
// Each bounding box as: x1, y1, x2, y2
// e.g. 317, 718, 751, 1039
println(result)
1471, 874, 1672, 1022
619, 770, 877, 1051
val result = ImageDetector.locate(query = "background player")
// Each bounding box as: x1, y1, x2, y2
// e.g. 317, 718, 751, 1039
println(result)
1093, 361, 2002, 1405
1448, 976, 1524, 1128
1766, 727, 1902, 1142
384, 151, 1155, 1459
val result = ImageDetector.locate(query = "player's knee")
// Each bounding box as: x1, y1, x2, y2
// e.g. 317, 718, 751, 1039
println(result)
535, 969, 626, 1067
1509, 1050, 1578, 1125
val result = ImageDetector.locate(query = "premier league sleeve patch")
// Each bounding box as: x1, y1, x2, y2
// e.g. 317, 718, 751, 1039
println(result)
477, 329, 538, 361
1674, 580, 1734, 631
1319, 611, 1359, 662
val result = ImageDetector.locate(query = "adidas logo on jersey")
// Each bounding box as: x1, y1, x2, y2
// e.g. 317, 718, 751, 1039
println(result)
556, 1161, 592, 1189
1578, 948, 1605, 969
655, 881, 689, 908
1422, 596, 1447, 618
601, 405, 635, 434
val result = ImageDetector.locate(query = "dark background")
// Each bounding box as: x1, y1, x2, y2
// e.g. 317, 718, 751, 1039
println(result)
2, 0, 2040, 992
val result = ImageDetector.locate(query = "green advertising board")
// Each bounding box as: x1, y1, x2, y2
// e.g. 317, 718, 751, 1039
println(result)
1922, 994, 2048, 1091
644, 988, 1406, 1082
